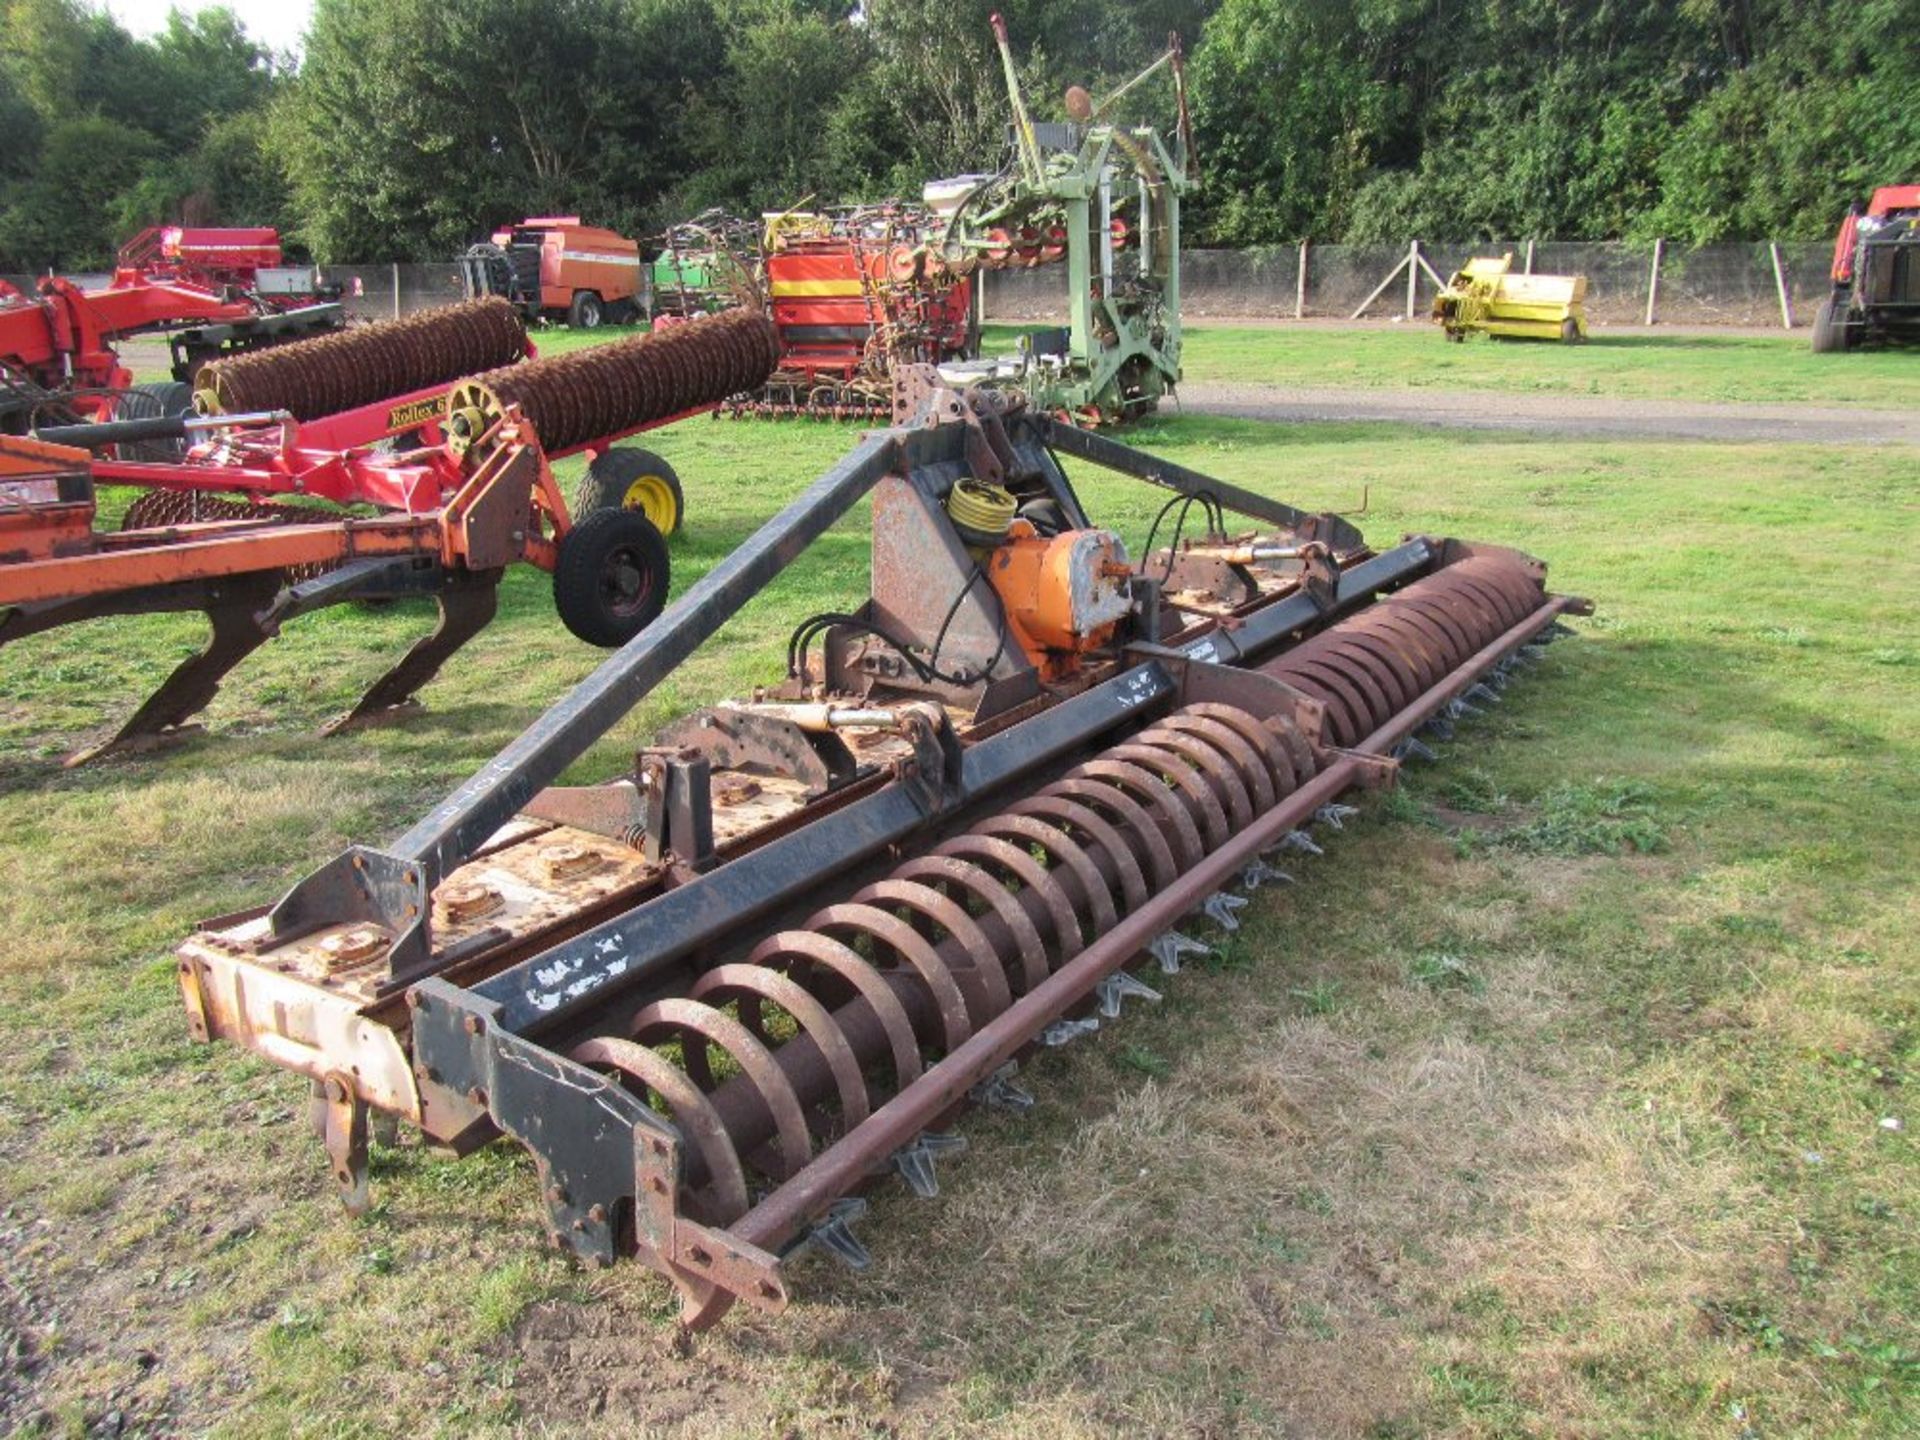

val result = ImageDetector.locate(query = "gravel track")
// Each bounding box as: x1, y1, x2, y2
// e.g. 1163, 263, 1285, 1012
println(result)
1180, 380, 1920, 444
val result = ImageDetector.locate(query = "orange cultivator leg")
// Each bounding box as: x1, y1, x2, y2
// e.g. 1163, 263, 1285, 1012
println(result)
33, 571, 288, 766
320, 569, 503, 735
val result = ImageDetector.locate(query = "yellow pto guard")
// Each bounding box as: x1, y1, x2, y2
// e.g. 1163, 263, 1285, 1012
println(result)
1433, 253, 1588, 342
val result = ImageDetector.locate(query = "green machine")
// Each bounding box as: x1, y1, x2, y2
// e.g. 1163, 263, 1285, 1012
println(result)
927, 17, 1193, 424
649, 210, 761, 319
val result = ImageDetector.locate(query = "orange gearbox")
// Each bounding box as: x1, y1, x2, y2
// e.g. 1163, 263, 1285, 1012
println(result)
986, 521, 1134, 675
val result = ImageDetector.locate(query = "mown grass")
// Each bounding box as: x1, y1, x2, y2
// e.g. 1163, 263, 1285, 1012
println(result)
0, 375, 1914, 1435
983, 322, 1918, 409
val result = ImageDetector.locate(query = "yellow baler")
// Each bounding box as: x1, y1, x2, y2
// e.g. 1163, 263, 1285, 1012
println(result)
1433, 253, 1588, 342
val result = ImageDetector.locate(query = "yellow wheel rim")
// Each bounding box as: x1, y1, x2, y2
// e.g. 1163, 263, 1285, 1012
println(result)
622, 474, 678, 532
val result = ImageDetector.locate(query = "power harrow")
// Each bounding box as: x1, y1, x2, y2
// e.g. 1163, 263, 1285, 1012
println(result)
1, 302, 777, 762
175, 365, 1588, 1329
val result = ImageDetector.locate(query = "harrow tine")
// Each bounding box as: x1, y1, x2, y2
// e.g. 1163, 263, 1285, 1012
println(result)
1314, 802, 1360, 830
1423, 714, 1455, 741
789, 1197, 874, 1271
891, 1132, 968, 1198
321, 573, 500, 735
1041, 1017, 1101, 1048
1447, 697, 1486, 721
1465, 682, 1500, 705
1239, 858, 1293, 890
1094, 969, 1162, 1018
1391, 736, 1439, 763
1274, 829, 1324, 857
1148, 931, 1212, 974
1201, 891, 1248, 932
1547, 619, 1575, 640
967, 1062, 1036, 1113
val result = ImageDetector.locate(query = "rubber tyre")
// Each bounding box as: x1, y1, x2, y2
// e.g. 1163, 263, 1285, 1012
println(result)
574, 446, 685, 535
116, 380, 194, 461
1810, 297, 1841, 354
569, 291, 604, 329
1560, 317, 1584, 344
553, 507, 670, 647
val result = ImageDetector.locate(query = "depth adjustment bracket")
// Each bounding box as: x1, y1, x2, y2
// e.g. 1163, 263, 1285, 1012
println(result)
638, 750, 715, 869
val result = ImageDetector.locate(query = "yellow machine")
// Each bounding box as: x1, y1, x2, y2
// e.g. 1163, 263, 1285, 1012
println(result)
1433, 253, 1588, 342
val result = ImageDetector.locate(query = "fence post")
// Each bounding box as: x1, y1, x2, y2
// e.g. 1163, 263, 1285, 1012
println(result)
1768, 242, 1794, 329
1295, 240, 1307, 320
1643, 239, 1663, 326
391, 262, 401, 319
1523, 239, 1535, 274
1405, 240, 1419, 320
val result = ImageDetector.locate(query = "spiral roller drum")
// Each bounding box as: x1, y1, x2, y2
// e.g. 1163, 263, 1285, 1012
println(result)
192, 298, 529, 420
448, 308, 781, 456
1263, 555, 1544, 746
568, 698, 1315, 1225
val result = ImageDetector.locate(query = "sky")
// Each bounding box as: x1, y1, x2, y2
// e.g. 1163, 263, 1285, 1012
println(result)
104, 0, 315, 57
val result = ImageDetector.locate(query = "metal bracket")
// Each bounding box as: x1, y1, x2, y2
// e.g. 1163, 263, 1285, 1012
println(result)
639, 751, 715, 868
520, 778, 648, 846
656, 707, 859, 797
265, 844, 432, 985
893, 705, 964, 815
633, 1123, 788, 1313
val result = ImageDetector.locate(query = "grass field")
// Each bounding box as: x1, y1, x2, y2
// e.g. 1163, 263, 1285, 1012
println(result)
987, 322, 1917, 409
0, 338, 1915, 1436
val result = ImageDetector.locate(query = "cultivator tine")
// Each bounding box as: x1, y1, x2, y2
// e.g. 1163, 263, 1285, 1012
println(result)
321, 572, 501, 734
1275, 829, 1324, 856
1392, 737, 1438, 763
1314, 802, 1360, 830
890, 1132, 967, 1198
65, 573, 283, 766
1148, 931, 1212, 974
1094, 969, 1162, 1018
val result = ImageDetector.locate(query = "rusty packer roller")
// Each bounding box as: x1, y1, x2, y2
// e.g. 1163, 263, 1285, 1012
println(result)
176, 368, 1588, 1329
446, 308, 781, 456
193, 296, 531, 420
